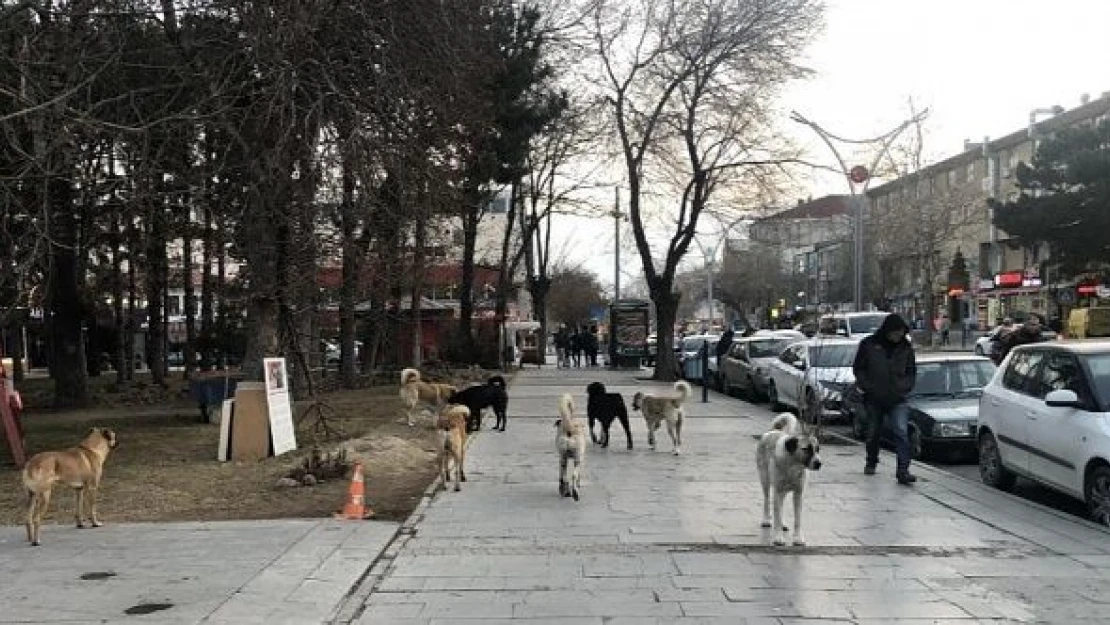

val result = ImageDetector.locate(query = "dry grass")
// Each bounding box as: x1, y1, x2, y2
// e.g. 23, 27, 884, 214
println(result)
0, 384, 449, 526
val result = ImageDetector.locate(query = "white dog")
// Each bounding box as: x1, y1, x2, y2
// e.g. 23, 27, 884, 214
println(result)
631, 381, 691, 455
555, 393, 586, 501
756, 413, 822, 546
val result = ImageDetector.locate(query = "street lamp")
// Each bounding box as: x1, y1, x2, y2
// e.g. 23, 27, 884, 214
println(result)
693, 215, 747, 328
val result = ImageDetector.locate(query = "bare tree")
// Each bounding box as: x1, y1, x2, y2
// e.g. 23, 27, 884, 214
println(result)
589, 0, 822, 380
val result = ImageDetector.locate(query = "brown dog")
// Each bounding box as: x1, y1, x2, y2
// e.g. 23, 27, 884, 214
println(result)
400, 368, 457, 427
437, 405, 470, 492
23, 427, 119, 546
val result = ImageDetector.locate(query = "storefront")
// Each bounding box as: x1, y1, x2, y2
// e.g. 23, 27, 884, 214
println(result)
975, 270, 1049, 328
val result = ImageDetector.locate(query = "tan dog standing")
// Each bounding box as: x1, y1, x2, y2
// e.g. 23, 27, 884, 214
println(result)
631, 381, 691, 455
438, 405, 470, 492
555, 394, 586, 501
23, 427, 119, 546
400, 368, 457, 427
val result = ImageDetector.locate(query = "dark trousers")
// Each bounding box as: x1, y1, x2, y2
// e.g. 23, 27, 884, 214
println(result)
865, 401, 911, 473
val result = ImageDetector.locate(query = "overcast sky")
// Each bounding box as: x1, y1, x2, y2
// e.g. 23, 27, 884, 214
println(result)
558, 0, 1110, 294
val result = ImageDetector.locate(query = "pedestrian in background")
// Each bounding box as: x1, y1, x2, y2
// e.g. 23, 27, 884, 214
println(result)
570, 328, 583, 368
554, 326, 569, 368
853, 313, 918, 486
586, 327, 599, 367
940, 316, 951, 346
998, 314, 1047, 363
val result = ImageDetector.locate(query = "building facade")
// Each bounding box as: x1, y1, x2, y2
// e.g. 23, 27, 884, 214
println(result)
866, 92, 1110, 330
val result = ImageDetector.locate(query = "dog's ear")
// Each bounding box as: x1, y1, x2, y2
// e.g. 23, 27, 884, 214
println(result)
784, 437, 799, 453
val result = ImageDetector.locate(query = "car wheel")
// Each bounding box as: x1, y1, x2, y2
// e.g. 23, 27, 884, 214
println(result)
768, 382, 785, 412
974, 345, 984, 356
978, 431, 1016, 491
1084, 465, 1110, 526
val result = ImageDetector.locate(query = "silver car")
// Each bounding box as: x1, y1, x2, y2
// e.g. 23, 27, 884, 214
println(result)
718, 336, 792, 399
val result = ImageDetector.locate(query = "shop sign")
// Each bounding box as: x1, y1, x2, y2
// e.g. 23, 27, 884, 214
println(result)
1078, 283, 1099, 296
994, 271, 1023, 288
979, 278, 995, 292
1099, 286, 1110, 299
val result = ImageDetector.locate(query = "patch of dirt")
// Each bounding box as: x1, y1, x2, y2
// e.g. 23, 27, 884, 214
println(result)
0, 382, 463, 525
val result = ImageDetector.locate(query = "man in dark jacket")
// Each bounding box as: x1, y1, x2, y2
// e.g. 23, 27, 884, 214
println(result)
998, 314, 1047, 363
852, 313, 918, 485
715, 328, 735, 359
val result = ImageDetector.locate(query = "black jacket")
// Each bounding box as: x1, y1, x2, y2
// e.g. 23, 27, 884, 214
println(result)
715, 331, 734, 358
852, 314, 916, 409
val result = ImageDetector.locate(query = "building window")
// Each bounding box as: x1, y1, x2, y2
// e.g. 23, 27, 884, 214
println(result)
966, 162, 976, 182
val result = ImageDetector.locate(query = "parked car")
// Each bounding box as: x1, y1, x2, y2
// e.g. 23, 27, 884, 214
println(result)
844, 354, 996, 461
818, 312, 892, 340
766, 338, 860, 420
718, 336, 792, 399
977, 340, 1110, 525
643, 333, 658, 366
678, 334, 719, 383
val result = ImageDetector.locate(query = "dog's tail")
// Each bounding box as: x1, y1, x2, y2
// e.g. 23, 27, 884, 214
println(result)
487, 375, 507, 389
558, 394, 575, 435
673, 381, 692, 403
770, 413, 798, 433
401, 368, 420, 385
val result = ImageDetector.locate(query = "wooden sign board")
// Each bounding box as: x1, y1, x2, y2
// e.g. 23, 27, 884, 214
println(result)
263, 358, 297, 456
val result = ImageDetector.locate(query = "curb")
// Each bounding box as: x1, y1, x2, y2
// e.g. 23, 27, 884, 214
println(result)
817, 421, 1110, 536
328, 427, 480, 624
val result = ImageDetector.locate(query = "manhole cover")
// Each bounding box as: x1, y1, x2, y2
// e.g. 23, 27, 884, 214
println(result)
79, 572, 116, 581
124, 603, 174, 615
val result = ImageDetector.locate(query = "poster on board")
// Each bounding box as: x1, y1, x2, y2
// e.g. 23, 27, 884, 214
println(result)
263, 357, 297, 455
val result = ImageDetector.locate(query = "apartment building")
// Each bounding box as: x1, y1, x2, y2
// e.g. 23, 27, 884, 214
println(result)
749, 195, 853, 310
866, 91, 1110, 329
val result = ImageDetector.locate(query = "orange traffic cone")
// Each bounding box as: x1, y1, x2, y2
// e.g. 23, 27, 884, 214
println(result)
335, 462, 374, 520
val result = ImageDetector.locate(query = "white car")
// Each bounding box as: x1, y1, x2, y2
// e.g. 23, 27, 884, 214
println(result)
977, 340, 1110, 525
766, 338, 861, 419
974, 327, 1005, 356
818, 312, 892, 340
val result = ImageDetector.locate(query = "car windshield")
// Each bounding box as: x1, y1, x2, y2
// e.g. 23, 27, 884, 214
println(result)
807, 344, 857, 368
749, 339, 785, 358
1081, 354, 1110, 410
848, 314, 889, 334
912, 360, 996, 398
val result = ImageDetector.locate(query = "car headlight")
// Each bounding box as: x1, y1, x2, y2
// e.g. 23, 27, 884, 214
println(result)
933, 421, 973, 437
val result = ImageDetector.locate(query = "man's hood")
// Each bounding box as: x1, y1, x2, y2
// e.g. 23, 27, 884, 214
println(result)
876, 313, 909, 338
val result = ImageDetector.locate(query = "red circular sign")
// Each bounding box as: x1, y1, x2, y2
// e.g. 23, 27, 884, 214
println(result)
848, 165, 869, 184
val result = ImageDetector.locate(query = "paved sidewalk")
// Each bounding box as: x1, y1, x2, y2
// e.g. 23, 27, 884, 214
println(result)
344, 367, 1110, 624
0, 518, 397, 624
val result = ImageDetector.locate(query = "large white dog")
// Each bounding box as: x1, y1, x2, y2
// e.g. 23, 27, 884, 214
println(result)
756, 413, 822, 546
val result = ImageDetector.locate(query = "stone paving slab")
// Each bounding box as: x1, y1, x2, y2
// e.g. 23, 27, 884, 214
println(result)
0, 518, 397, 624
345, 367, 1110, 625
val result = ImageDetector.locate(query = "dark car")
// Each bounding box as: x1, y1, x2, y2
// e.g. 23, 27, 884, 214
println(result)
843, 354, 996, 461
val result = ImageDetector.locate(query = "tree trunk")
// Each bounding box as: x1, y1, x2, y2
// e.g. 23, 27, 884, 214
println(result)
410, 211, 427, 367
456, 194, 480, 360
531, 277, 551, 364
651, 284, 680, 382
183, 204, 196, 379
146, 198, 168, 386
112, 211, 127, 387
48, 176, 88, 408
200, 207, 214, 371
216, 240, 227, 370
125, 231, 137, 382
339, 156, 359, 387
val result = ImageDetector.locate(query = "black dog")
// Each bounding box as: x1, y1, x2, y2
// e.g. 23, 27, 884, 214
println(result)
449, 376, 509, 432
585, 382, 633, 450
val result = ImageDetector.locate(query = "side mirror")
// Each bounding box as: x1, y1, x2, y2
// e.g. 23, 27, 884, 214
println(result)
792, 360, 806, 371
1045, 389, 1080, 408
